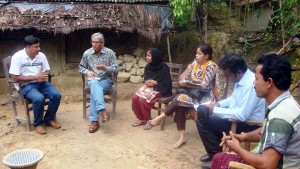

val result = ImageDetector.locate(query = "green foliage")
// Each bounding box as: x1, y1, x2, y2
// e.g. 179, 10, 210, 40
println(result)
169, 0, 228, 30
159, 31, 200, 65
169, 0, 199, 17
266, 0, 300, 42
172, 6, 195, 31
169, 0, 196, 30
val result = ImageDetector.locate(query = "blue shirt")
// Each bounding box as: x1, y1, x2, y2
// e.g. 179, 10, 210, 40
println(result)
213, 69, 265, 121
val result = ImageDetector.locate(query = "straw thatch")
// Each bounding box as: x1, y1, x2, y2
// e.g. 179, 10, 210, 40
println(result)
0, 3, 162, 41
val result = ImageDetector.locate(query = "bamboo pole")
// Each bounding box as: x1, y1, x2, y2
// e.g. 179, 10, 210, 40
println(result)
167, 34, 172, 63
277, 28, 300, 54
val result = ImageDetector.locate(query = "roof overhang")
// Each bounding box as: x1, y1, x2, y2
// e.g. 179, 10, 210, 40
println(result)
0, 2, 173, 42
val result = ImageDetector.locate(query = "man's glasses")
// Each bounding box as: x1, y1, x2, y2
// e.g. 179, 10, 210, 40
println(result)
91, 41, 103, 44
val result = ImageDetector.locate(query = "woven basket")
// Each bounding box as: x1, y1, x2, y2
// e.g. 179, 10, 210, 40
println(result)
2, 149, 44, 169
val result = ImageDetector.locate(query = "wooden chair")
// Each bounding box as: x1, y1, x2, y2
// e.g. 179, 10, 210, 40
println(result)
2, 56, 52, 131
226, 123, 260, 169
229, 162, 256, 169
223, 119, 263, 169
151, 62, 183, 130
82, 73, 118, 120
228, 119, 263, 151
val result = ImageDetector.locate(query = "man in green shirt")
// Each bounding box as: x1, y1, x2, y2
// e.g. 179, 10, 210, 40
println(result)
212, 53, 300, 169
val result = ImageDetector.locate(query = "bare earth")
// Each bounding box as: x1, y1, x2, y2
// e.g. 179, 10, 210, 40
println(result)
0, 70, 206, 169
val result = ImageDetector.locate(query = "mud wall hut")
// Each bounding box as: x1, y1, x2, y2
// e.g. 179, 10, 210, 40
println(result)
0, 0, 172, 76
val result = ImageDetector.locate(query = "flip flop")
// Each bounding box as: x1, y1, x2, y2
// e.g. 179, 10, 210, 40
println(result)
132, 121, 147, 127
144, 120, 156, 130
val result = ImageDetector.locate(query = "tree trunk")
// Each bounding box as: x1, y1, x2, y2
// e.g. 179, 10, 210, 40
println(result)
280, 0, 285, 46
201, 0, 208, 43
191, 0, 197, 22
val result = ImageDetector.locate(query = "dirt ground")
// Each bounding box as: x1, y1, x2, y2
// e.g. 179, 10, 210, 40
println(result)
0, 70, 206, 169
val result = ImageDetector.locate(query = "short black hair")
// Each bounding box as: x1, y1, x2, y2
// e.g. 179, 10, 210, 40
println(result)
219, 51, 247, 74
198, 44, 213, 60
257, 53, 292, 90
24, 35, 40, 47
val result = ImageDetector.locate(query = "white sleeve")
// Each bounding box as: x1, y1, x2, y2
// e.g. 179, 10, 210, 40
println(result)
9, 54, 21, 75
40, 53, 50, 71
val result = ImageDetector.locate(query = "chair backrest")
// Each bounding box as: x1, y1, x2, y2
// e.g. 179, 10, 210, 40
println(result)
2, 56, 12, 82
2, 56, 15, 95
165, 62, 183, 93
165, 62, 183, 82
81, 72, 118, 119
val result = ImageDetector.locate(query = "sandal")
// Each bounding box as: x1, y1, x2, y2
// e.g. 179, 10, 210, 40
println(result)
144, 120, 156, 130
132, 121, 147, 127
101, 112, 110, 123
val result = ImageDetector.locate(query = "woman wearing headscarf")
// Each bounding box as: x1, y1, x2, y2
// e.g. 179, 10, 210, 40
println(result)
131, 48, 172, 127
144, 44, 220, 149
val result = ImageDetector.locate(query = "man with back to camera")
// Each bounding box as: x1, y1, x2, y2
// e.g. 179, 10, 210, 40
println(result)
79, 32, 119, 133
9, 35, 61, 135
196, 52, 265, 168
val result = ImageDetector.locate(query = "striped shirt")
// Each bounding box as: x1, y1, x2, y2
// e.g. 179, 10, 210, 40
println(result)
258, 91, 300, 169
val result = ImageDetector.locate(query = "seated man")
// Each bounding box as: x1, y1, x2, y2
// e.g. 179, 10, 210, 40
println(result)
197, 52, 265, 168
79, 32, 119, 133
9, 35, 61, 135
212, 53, 300, 169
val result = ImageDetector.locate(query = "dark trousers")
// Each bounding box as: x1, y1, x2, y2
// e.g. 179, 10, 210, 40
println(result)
164, 99, 192, 130
196, 114, 260, 158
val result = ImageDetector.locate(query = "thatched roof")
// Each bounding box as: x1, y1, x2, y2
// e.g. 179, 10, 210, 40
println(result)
4, 0, 168, 2
0, 2, 172, 41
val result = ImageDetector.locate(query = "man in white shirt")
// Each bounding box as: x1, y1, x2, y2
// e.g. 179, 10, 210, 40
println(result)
197, 52, 265, 168
9, 35, 61, 135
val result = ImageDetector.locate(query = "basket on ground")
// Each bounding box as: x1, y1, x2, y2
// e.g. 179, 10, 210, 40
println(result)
2, 149, 44, 169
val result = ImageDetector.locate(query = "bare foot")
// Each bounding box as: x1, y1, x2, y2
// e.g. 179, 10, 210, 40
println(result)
173, 139, 187, 149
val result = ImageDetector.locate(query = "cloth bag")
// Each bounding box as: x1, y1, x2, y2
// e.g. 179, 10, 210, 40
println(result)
176, 87, 211, 100
135, 85, 159, 103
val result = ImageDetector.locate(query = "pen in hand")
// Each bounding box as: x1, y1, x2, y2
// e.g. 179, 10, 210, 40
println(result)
208, 99, 219, 111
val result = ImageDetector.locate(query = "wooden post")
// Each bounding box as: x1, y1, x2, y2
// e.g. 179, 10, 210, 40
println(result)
167, 34, 172, 63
